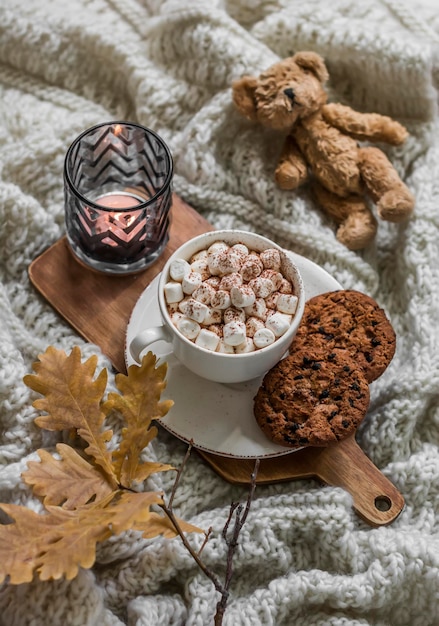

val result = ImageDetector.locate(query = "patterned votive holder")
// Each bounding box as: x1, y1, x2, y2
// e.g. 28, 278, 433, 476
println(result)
64, 121, 173, 275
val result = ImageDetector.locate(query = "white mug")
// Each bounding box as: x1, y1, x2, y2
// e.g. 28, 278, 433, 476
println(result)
129, 230, 305, 383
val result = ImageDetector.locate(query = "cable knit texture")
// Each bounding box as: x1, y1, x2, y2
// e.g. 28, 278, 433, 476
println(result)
0, 0, 438, 624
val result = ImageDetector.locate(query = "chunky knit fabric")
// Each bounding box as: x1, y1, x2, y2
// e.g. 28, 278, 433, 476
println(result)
0, 1, 438, 624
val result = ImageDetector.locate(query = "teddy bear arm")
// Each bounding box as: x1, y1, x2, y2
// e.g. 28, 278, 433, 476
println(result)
275, 136, 309, 190
322, 103, 408, 145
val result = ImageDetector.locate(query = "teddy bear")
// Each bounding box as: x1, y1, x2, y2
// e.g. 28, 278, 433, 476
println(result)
232, 52, 415, 250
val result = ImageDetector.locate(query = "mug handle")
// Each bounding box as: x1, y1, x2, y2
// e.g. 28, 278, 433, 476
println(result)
129, 326, 173, 363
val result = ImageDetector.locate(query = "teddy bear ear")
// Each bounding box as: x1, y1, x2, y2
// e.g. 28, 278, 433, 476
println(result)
292, 51, 329, 83
231, 76, 259, 121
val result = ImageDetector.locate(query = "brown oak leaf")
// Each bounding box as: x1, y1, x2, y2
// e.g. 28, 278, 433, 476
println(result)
22, 443, 114, 509
0, 491, 163, 584
0, 348, 203, 585
24, 346, 117, 486
103, 353, 174, 487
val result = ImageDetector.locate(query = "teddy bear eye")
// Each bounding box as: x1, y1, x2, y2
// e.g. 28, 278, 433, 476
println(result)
283, 88, 296, 103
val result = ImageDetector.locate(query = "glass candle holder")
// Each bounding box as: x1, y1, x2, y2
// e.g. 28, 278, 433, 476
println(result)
64, 121, 173, 274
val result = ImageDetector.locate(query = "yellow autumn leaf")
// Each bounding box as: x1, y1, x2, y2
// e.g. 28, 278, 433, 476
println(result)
134, 511, 203, 539
0, 346, 205, 587
24, 346, 117, 487
22, 443, 114, 509
0, 490, 163, 585
103, 353, 174, 487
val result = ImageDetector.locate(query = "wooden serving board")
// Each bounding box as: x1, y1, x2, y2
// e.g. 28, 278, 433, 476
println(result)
28, 194, 404, 527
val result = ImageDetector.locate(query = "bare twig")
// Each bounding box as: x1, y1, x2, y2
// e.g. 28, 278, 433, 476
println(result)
168, 440, 193, 509
160, 503, 225, 594
215, 459, 260, 624
161, 449, 260, 626
198, 526, 213, 556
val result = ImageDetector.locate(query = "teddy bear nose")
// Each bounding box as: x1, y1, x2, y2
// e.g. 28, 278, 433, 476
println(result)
283, 88, 296, 103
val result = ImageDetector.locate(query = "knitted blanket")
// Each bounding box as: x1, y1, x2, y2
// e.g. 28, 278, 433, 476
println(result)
0, 1, 438, 624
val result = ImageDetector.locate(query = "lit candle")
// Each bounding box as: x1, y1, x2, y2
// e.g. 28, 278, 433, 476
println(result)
95, 192, 142, 210
64, 121, 173, 274
91, 191, 144, 248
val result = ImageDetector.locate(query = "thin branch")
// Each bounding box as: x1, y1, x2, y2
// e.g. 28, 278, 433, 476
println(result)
215, 459, 260, 624
162, 450, 261, 626
198, 526, 213, 556
168, 440, 193, 509
160, 503, 224, 594
222, 501, 239, 541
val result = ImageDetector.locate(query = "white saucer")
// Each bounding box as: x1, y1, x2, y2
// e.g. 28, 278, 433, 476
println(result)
125, 251, 342, 459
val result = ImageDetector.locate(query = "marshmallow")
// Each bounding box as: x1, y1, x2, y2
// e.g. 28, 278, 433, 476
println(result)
216, 339, 235, 354
211, 289, 232, 310
177, 316, 200, 340
204, 276, 221, 289
191, 258, 210, 280
164, 281, 184, 304
276, 293, 299, 315
190, 249, 208, 263
235, 337, 256, 353
231, 243, 249, 258
208, 241, 229, 255
215, 250, 242, 275
246, 316, 265, 338
219, 272, 242, 291
264, 292, 279, 309
240, 254, 263, 281
170, 258, 191, 282
279, 278, 293, 294
203, 307, 222, 325
179, 298, 209, 323
230, 285, 256, 308
260, 248, 281, 270
248, 276, 275, 298
223, 320, 246, 346
207, 252, 223, 276
192, 282, 216, 305
224, 307, 246, 324
182, 270, 203, 295
261, 269, 283, 291
244, 297, 267, 320
253, 327, 276, 348
195, 328, 220, 351
170, 311, 185, 326
265, 312, 292, 337
207, 324, 223, 337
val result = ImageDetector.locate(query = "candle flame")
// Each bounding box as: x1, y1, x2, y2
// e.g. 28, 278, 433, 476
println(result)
114, 124, 122, 136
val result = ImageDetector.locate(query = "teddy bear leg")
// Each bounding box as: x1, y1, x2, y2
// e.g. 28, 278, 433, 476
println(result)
313, 183, 377, 250
275, 136, 309, 190
358, 146, 415, 222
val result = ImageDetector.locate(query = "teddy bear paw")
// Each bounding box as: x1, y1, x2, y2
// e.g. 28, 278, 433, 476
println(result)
336, 211, 377, 251
377, 188, 415, 222
275, 162, 305, 190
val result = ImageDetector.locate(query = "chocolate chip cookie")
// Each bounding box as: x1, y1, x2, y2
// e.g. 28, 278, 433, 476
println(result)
254, 348, 370, 448
290, 290, 396, 382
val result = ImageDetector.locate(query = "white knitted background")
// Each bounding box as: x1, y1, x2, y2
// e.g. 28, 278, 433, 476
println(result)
0, 0, 438, 624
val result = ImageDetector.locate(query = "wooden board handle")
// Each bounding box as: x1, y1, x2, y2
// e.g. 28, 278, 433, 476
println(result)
311, 436, 405, 526
198, 435, 404, 527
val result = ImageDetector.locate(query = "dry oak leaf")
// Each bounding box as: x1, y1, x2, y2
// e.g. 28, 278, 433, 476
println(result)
22, 443, 114, 510
0, 490, 163, 585
104, 354, 174, 487
0, 347, 203, 585
23, 346, 117, 487
135, 511, 203, 539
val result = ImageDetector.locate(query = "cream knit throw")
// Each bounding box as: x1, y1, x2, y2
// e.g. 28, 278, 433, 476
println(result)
0, 1, 438, 624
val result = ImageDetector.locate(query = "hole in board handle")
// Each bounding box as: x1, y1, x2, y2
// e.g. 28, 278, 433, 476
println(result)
374, 495, 392, 512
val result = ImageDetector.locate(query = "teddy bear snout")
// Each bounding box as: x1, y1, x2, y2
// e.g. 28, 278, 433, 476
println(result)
283, 88, 295, 104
